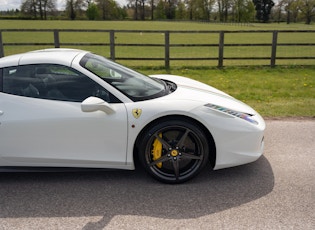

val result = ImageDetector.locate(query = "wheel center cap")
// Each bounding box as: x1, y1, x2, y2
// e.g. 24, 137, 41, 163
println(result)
170, 149, 179, 157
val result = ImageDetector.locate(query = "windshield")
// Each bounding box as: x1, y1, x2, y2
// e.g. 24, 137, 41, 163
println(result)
80, 53, 167, 101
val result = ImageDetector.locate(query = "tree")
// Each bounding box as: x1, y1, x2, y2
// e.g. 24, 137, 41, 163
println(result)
21, 0, 56, 19
186, 0, 215, 20
95, 0, 126, 20
154, 0, 167, 19
96, 0, 109, 19
39, 0, 56, 19
175, 0, 187, 19
217, 0, 233, 22
127, 0, 142, 20
165, 0, 176, 19
86, 2, 99, 19
298, 0, 315, 24
252, 0, 275, 22
149, 0, 156, 20
138, 0, 146, 20
202, 0, 216, 21
66, 0, 86, 20
21, 0, 36, 18
278, 0, 299, 23
246, 0, 256, 21
232, 0, 255, 22
153, 0, 176, 20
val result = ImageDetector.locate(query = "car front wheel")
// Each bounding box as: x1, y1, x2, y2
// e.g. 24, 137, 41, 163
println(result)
138, 119, 209, 184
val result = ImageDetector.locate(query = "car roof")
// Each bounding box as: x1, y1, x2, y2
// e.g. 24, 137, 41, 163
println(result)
0, 48, 88, 68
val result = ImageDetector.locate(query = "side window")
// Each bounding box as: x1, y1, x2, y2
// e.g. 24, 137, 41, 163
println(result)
3, 65, 40, 98
3, 64, 119, 103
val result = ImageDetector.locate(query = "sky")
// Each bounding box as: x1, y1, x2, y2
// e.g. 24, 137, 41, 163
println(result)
0, 0, 127, 11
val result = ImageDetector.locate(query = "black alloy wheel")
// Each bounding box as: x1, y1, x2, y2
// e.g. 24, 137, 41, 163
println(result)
138, 119, 209, 184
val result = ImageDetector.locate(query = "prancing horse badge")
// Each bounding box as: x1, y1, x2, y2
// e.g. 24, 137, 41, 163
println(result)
132, 109, 142, 119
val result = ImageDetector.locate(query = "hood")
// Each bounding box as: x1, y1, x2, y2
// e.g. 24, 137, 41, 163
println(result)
151, 74, 231, 97
150, 74, 257, 115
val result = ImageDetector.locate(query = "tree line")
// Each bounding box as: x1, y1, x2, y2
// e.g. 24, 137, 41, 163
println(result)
0, 0, 314, 24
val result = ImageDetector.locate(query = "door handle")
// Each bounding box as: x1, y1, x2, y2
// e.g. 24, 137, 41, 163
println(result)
0, 110, 3, 116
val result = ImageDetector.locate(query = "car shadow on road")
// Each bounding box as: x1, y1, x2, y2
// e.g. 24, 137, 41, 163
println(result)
0, 156, 274, 229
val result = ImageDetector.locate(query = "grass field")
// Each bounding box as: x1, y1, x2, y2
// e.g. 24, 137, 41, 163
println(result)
140, 66, 315, 118
1, 20, 314, 30
1, 20, 315, 66
1, 20, 314, 117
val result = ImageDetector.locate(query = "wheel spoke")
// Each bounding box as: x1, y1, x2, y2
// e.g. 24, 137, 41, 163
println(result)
180, 152, 202, 160
177, 129, 190, 148
149, 154, 169, 167
172, 159, 180, 181
154, 133, 171, 149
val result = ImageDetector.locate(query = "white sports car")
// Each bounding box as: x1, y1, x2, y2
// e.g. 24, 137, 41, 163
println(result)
0, 49, 265, 183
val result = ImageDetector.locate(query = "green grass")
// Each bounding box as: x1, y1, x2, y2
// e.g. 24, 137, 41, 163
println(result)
1, 20, 315, 66
140, 66, 315, 118
1, 20, 315, 30
1, 20, 314, 117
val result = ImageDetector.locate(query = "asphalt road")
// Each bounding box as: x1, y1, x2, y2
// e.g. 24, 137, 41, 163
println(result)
0, 119, 314, 230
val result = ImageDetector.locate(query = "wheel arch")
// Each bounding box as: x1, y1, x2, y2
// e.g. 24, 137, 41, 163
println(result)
133, 115, 216, 169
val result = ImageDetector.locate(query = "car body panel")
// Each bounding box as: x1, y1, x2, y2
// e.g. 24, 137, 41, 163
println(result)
123, 93, 265, 170
0, 93, 129, 169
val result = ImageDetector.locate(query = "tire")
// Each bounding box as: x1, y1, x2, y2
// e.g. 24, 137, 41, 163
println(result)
138, 119, 209, 184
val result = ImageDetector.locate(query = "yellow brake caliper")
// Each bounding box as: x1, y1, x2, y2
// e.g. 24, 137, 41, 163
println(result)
151, 133, 163, 168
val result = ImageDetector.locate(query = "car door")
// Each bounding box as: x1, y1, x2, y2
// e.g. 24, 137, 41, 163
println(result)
0, 64, 128, 168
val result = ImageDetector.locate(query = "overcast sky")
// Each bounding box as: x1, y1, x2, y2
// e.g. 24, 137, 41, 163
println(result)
0, 0, 127, 11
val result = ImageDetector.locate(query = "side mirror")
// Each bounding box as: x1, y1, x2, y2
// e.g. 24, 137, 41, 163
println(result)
81, 97, 115, 114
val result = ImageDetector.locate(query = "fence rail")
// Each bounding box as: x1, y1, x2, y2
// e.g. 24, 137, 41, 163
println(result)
0, 29, 314, 68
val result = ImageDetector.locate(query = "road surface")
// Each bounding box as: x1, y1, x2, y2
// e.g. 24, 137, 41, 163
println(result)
0, 119, 314, 229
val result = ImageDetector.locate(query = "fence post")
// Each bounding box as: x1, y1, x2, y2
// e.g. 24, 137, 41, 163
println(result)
271, 31, 278, 68
110, 30, 115, 61
218, 31, 224, 68
54, 30, 60, 48
165, 31, 170, 69
0, 31, 4, 57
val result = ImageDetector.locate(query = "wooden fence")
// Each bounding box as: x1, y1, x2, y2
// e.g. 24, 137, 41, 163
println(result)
0, 29, 314, 68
